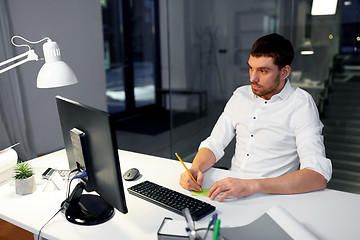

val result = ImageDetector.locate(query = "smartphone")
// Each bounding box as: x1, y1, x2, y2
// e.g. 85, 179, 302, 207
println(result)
42, 167, 56, 180
42, 168, 70, 179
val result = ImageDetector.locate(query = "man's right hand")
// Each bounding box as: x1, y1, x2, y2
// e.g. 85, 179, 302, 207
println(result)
179, 168, 203, 192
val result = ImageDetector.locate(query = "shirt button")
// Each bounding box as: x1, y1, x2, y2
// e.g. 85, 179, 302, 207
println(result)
265, 101, 268, 104
253, 117, 256, 120
251, 135, 254, 137
247, 154, 249, 156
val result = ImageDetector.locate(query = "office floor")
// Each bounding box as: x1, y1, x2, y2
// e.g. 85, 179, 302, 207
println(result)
0, 219, 33, 240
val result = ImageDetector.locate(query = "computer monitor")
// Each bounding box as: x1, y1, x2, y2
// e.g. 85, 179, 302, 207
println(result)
56, 96, 128, 225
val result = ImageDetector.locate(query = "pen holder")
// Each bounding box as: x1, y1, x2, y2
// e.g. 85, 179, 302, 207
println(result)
157, 217, 224, 240
189, 229, 224, 240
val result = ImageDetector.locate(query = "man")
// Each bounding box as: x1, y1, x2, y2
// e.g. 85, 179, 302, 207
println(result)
179, 33, 332, 202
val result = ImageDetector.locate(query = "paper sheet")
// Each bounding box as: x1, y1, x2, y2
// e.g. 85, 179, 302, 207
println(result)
267, 205, 318, 240
0, 143, 19, 153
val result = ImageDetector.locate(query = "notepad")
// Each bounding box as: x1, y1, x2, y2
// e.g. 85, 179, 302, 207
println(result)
191, 188, 210, 197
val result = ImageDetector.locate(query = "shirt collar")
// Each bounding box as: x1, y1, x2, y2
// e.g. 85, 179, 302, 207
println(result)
252, 79, 294, 102
274, 79, 294, 100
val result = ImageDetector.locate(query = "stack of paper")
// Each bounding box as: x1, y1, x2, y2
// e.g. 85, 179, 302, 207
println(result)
0, 145, 18, 185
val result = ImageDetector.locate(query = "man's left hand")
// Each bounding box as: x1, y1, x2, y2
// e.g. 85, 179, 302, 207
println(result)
207, 177, 259, 202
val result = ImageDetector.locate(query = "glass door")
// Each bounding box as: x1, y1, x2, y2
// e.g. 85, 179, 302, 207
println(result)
102, 0, 161, 114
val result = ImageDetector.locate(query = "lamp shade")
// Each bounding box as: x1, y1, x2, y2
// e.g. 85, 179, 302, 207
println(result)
36, 40, 78, 88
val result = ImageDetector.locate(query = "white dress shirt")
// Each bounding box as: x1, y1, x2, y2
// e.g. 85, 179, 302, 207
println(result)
199, 80, 332, 181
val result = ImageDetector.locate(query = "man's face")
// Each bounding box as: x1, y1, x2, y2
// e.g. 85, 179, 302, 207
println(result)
247, 55, 289, 100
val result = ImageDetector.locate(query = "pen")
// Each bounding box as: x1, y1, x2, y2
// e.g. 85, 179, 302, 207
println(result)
204, 213, 217, 239
208, 213, 217, 229
213, 219, 221, 240
175, 153, 203, 192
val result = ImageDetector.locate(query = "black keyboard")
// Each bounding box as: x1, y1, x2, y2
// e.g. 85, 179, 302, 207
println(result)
127, 180, 215, 220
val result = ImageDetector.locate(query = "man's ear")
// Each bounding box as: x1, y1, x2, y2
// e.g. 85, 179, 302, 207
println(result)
281, 65, 291, 80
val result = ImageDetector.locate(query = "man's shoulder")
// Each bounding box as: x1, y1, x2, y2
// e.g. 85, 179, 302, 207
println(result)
233, 85, 251, 95
292, 86, 316, 103
229, 85, 253, 103
290, 86, 319, 117
223, 85, 251, 112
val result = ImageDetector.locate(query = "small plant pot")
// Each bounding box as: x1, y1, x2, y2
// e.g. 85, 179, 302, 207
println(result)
15, 175, 37, 195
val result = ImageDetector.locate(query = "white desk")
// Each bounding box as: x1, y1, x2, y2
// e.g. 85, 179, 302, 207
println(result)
1, 150, 360, 240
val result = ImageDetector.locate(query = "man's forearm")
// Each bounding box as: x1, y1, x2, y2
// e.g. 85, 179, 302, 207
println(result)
191, 148, 216, 173
254, 168, 327, 195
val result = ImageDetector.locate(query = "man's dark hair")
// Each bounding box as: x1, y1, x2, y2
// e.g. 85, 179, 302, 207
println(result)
250, 33, 294, 69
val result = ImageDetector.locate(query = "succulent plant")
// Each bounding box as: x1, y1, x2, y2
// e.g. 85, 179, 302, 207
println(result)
13, 162, 34, 180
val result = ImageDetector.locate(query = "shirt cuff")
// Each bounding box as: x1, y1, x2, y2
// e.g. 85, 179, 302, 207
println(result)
300, 157, 332, 182
198, 141, 224, 162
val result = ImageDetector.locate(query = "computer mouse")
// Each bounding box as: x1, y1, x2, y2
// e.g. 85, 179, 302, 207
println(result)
123, 168, 140, 181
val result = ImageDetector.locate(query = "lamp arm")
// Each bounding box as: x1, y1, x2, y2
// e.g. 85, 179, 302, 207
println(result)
0, 50, 39, 74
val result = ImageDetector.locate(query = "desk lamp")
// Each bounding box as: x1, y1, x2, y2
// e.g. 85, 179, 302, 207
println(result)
0, 36, 77, 88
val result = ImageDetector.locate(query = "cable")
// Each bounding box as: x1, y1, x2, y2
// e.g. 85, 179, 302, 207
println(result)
37, 206, 64, 240
37, 169, 86, 240
65, 170, 87, 199
72, 171, 87, 180
65, 169, 81, 199
11, 35, 51, 50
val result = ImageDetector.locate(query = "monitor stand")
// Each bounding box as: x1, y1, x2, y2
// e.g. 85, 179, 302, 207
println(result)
61, 182, 114, 225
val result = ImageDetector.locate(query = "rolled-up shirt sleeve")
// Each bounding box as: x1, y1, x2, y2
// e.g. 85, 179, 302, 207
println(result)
199, 97, 236, 161
292, 93, 332, 182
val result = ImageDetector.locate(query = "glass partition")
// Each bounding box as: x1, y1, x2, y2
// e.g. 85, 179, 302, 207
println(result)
105, 0, 360, 194
165, 0, 360, 194
102, 0, 160, 114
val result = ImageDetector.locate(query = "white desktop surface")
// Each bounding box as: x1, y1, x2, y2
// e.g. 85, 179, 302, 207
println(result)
1, 149, 359, 240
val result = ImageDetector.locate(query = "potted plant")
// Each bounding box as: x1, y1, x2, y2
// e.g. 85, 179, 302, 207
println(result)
14, 162, 37, 195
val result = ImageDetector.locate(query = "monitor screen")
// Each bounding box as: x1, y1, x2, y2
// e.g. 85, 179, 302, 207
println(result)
56, 96, 128, 225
